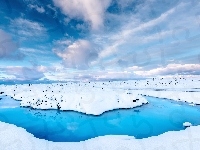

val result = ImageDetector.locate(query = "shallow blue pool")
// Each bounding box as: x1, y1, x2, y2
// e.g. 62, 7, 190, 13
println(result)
0, 96, 200, 142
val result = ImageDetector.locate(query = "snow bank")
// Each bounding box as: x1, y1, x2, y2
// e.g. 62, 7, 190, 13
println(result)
0, 83, 148, 115
0, 121, 200, 150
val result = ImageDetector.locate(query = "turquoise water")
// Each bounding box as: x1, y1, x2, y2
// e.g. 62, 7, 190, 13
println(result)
0, 96, 200, 142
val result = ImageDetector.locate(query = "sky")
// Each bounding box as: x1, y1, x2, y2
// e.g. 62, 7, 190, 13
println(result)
0, 0, 200, 81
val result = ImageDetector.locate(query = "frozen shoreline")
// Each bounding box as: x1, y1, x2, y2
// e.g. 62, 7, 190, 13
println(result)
0, 121, 200, 150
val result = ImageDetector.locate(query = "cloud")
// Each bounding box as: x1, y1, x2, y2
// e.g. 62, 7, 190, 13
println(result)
0, 29, 23, 60
98, 4, 177, 59
77, 70, 140, 80
3, 63, 199, 81
19, 48, 49, 55
10, 18, 47, 39
28, 4, 45, 13
115, 0, 136, 11
53, 0, 111, 30
90, 1, 200, 70
134, 64, 200, 76
2, 0, 200, 81
43, 67, 142, 81
3, 66, 46, 80
53, 38, 72, 50
53, 39, 99, 69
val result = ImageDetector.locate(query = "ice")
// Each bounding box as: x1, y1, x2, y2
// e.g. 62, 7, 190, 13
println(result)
0, 96, 20, 108
136, 90, 200, 105
130, 77, 200, 104
1, 76, 200, 115
1, 76, 200, 112
0, 121, 200, 150
183, 122, 192, 127
0, 82, 148, 115
1, 77, 200, 149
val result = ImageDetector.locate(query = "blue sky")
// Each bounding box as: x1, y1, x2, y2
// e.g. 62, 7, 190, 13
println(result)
0, 0, 200, 81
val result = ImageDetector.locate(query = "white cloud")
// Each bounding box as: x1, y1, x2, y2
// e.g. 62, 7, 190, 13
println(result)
2, 63, 200, 81
10, 18, 46, 38
127, 66, 143, 71
19, 48, 51, 55
116, 0, 134, 10
99, 4, 177, 59
28, 4, 45, 13
85, 71, 138, 80
2, 66, 46, 80
91, 1, 200, 70
135, 64, 200, 76
53, 39, 98, 69
53, 0, 111, 30
0, 29, 22, 60
53, 39, 72, 47
43, 68, 141, 81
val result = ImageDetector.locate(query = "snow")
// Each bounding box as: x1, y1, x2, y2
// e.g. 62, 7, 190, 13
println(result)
0, 95, 20, 108
183, 122, 192, 127
0, 77, 200, 149
0, 121, 200, 150
1, 76, 200, 113
131, 77, 200, 104
0, 82, 148, 115
137, 90, 200, 105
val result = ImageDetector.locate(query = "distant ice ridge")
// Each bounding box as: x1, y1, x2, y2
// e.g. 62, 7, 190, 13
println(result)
0, 121, 200, 150
0, 82, 148, 115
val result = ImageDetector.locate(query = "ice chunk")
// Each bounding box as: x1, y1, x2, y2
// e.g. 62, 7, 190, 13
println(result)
183, 122, 192, 127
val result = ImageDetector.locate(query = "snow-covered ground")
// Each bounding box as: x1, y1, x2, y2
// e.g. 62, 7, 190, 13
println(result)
137, 90, 200, 105
130, 77, 200, 105
0, 121, 200, 150
0, 82, 148, 115
0, 76, 200, 149
1, 76, 200, 114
